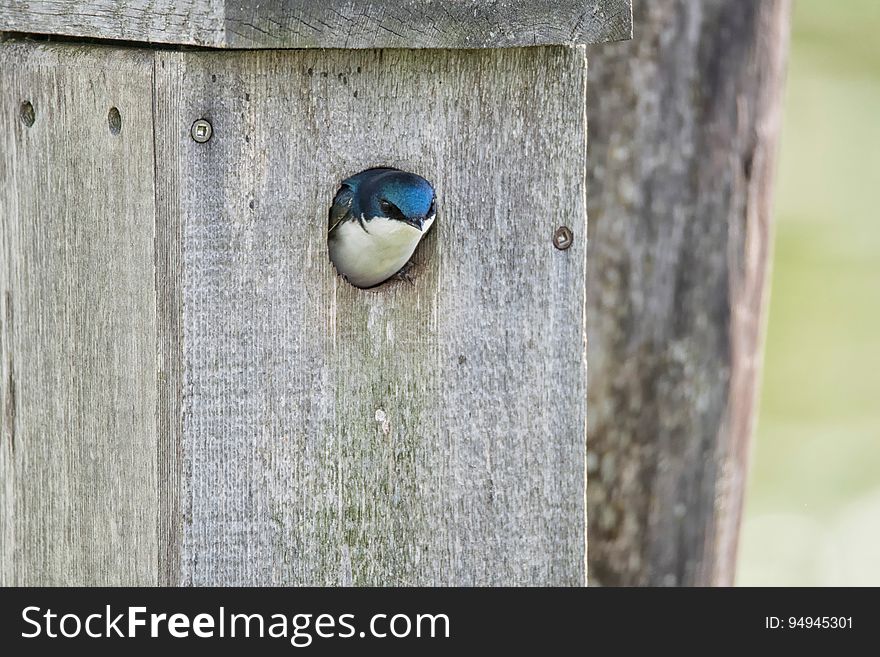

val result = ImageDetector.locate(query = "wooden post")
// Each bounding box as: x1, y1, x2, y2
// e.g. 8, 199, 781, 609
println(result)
0, 1, 632, 585
585, 0, 790, 586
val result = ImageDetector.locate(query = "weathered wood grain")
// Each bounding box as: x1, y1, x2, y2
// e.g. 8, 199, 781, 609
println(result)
154, 51, 186, 588
0, 0, 224, 47
155, 46, 588, 585
0, 42, 158, 585
585, 0, 790, 586
0, 0, 632, 48
222, 0, 632, 48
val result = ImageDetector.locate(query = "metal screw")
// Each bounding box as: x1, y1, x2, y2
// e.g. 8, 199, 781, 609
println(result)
19, 100, 35, 127
552, 225, 574, 250
191, 118, 213, 143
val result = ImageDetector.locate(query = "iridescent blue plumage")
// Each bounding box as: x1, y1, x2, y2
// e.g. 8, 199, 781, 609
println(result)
331, 168, 435, 231
328, 168, 437, 288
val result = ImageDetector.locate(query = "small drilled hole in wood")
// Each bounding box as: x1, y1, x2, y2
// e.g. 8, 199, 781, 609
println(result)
19, 101, 35, 127
108, 107, 122, 135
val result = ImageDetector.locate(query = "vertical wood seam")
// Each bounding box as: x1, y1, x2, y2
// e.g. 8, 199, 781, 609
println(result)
582, 49, 590, 586
154, 51, 184, 586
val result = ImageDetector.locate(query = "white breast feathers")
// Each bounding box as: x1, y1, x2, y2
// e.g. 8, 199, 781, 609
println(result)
329, 215, 434, 288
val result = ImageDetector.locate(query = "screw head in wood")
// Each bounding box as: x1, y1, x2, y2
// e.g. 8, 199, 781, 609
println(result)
553, 225, 573, 250
191, 118, 213, 143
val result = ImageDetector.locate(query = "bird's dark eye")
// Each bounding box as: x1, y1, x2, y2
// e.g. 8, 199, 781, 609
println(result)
380, 200, 392, 214
428, 197, 436, 216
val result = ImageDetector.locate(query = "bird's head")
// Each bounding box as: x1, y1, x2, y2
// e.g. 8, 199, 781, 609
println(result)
359, 168, 436, 232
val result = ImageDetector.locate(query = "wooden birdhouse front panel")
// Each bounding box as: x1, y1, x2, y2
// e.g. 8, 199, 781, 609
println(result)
156, 47, 587, 586
1, 1, 633, 586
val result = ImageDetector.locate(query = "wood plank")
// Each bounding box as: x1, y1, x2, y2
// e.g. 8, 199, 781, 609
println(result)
155, 46, 588, 585
0, 42, 158, 585
584, 0, 790, 586
154, 51, 186, 588
222, 0, 632, 48
0, 0, 226, 47
0, 0, 632, 48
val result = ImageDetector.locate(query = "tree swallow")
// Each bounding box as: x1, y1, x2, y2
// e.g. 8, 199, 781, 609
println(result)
328, 168, 436, 288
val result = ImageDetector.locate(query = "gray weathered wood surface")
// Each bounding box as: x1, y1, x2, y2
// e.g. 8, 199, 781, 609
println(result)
0, 39, 588, 585
0, 0, 632, 48
156, 46, 588, 586
585, 0, 790, 586
0, 43, 159, 585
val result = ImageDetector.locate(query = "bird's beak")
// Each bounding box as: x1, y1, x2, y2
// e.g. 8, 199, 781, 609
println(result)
404, 216, 426, 231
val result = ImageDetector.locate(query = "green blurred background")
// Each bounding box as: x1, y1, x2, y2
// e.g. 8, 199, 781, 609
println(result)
737, 0, 880, 585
